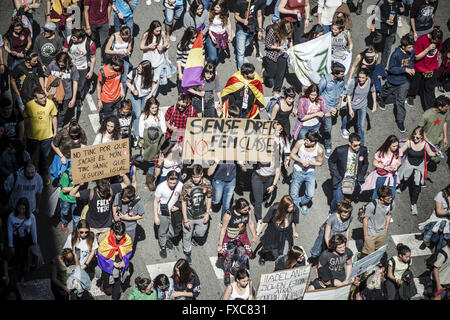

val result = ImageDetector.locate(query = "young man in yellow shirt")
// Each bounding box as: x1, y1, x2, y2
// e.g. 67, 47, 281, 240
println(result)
23, 87, 58, 184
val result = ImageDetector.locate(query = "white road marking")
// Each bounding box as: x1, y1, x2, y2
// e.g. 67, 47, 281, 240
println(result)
146, 261, 176, 280
88, 113, 100, 134
86, 93, 97, 112
89, 280, 105, 297
391, 233, 433, 257
209, 256, 225, 279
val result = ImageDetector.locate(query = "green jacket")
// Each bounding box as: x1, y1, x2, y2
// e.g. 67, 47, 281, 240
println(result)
127, 286, 157, 300
143, 127, 165, 162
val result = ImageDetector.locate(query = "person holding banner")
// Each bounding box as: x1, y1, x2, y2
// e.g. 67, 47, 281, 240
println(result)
221, 63, 265, 119
217, 198, 258, 286
307, 266, 336, 291
256, 195, 299, 266
317, 234, 353, 286
318, 61, 346, 159
274, 245, 306, 271
222, 268, 255, 300
277, 0, 310, 45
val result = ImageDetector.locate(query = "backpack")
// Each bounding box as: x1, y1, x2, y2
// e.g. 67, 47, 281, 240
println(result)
358, 200, 393, 223
20, 69, 41, 103
265, 94, 282, 115
425, 249, 449, 271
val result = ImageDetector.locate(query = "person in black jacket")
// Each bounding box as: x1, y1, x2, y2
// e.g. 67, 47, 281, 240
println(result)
328, 133, 369, 214
372, 0, 405, 68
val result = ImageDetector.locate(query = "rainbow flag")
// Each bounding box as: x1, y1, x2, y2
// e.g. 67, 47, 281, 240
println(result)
181, 29, 204, 94
97, 230, 133, 275
221, 71, 264, 119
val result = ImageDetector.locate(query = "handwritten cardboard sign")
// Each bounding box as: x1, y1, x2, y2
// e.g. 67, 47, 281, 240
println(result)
182, 118, 276, 162
348, 245, 386, 280
303, 283, 352, 300
255, 265, 311, 300
71, 139, 130, 184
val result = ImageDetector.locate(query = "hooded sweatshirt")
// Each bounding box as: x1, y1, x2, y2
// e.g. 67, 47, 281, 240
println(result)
127, 286, 157, 300
387, 46, 415, 85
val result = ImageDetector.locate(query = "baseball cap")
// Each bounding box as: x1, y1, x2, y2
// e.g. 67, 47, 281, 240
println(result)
44, 22, 57, 32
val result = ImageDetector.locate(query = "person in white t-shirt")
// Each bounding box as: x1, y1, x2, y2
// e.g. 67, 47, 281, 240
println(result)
126, 60, 158, 139
138, 96, 166, 142
63, 219, 99, 270
154, 170, 183, 259
63, 28, 97, 119
140, 20, 168, 90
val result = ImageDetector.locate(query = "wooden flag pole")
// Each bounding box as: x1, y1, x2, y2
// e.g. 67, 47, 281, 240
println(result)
245, 0, 252, 22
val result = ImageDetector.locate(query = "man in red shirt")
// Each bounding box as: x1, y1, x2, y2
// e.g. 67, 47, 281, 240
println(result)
84, 0, 112, 64
407, 26, 443, 111
164, 94, 198, 143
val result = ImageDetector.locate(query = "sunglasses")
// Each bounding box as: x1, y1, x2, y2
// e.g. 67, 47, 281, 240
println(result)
413, 136, 422, 140
79, 231, 89, 235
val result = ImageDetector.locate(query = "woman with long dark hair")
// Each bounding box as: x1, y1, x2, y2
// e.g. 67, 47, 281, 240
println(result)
188, 62, 221, 117
127, 60, 156, 137
154, 273, 174, 300
217, 198, 258, 286
140, 20, 168, 93
270, 87, 296, 139
183, 0, 210, 33
299, 24, 324, 43
263, 19, 293, 96
256, 195, 299, 266
361, 135, 402, 200
170, 258, 201, 300
63, 219, 98, 271
105, 25, 132, 92
206, 0, 232, 65
7, 197, 37, 283
222, 268, 254, 300
176, 27, 198, 94
398, 126, 441, 215
292, 84, 329, 141
3, 16, 32, 72
93, 115, 121, 145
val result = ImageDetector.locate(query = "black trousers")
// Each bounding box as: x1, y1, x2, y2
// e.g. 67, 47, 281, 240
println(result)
408, 71, 438, 111
264, 56, 288, 92
101, 270, 122, 300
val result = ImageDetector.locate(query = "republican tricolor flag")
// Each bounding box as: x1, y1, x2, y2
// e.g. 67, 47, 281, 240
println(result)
181, 29, 204, 94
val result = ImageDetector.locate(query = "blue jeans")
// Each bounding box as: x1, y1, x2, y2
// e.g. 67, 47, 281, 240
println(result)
322, 25, 332, 34
290, 170, 316, 207
372, 175, 397, 200
60, 200, 78, 231
206, 36, 223, 65
322, 116, 332, 150
298, 123, 321, 140
130, 94, 148, 136
164, 5, 184, 25
423, 221, 450, 251
113, 13, 134, 36
330, 182, 361, 214
203, 0, 212, 10
121, 57, 130, 93
271, 0, 281, 23
212, 178, 236, 222
235, 29, 251, 70
341, 105, 367, 146
372, 64, 387, 92
310, 228, 325, 258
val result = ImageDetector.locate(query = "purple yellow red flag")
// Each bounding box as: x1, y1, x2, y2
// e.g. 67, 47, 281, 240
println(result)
181, 29, 204, 93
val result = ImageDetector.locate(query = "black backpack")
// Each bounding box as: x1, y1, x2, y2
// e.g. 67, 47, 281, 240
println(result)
425, 249, 448, 271
20, 69, 41, 103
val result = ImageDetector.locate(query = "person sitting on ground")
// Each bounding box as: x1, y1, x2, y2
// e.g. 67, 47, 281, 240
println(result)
221, 268, 255, 300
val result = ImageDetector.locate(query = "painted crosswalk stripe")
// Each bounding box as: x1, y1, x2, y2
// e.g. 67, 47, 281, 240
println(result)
209, 256, 225, 279
146, 261, 176, 280
412, 277, 425, 300
85, 93, 97, 112
88, 113, 100, 135
391, 233, 433, 257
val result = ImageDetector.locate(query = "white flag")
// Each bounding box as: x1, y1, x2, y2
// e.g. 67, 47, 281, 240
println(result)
288, 33, 352, 87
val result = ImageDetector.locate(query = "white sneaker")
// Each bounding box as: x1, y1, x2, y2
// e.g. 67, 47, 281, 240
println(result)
146, 0, 151, 5
341, 129, 350, 139
390, 217, 394, 223
169, 34, 177, 42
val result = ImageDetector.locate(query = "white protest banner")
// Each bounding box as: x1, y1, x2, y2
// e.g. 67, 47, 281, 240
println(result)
255, 265, 311, 300
302, 283, 352, 300
288, 32, 352, 87
348, 245, 387, 280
